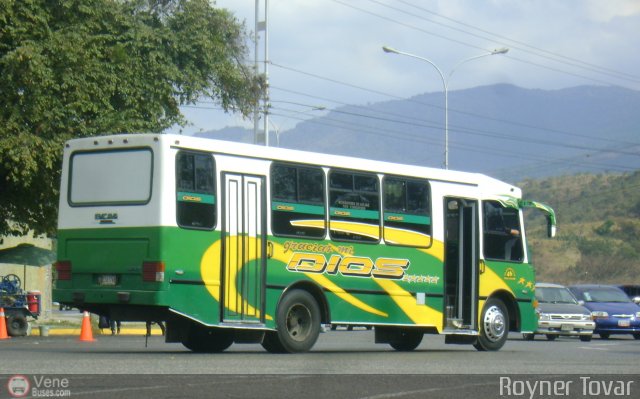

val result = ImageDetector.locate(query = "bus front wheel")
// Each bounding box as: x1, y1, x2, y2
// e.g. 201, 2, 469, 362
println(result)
474, 298, 509, 351
272, 289, 321, 353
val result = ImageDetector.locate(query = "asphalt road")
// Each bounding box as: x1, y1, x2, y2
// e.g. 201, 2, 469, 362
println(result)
2, 330, 639, 398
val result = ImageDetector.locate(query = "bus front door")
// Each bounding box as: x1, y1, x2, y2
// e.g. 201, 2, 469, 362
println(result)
444, 198, 478, 331
221, 173, 267, 324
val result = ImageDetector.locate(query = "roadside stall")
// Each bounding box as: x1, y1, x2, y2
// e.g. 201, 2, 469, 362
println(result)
0, 244, 55, 336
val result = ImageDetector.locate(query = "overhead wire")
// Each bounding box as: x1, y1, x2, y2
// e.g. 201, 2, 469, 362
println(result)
182, 100, 636, 175
394, 0, 640, 83
271, 103, 637, 172
330, 0, 634, 88
366, 0, 640, 85
269, 64, 640, 153
186, 2, 640, 176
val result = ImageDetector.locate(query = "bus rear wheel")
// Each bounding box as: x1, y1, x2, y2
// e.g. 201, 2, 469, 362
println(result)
182, 325, 234, 353
474, 298, 509, 351
389, 329, 423, 351
271, 289, 321, 353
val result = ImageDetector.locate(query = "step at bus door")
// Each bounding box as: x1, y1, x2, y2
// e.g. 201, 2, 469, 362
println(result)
444, 198, 478, 330
221, 173, 267, 324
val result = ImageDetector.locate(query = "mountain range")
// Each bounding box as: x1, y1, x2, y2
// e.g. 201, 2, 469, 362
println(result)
194, 84, 640, 182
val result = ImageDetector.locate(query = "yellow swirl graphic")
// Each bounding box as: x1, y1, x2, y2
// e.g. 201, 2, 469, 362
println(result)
200, 237, 272, 321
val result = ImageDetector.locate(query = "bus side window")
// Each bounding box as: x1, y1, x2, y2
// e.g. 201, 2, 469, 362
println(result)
329, 170, 380, 243
176, 151, 216, 229
271, 163, 326, 238
383, 177, 432, 247
482, 200, 523, 262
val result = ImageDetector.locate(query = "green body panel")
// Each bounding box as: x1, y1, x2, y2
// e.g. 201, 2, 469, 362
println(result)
55, 227, 221, 323
54, 226, 537, 332
482, 259, 537, 332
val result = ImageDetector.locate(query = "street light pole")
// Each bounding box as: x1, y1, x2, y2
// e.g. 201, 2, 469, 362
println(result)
268, 104, 326, 147
382, 46, 509, 170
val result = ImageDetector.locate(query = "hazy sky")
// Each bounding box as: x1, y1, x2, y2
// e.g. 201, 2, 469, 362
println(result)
171, 0, 640, 134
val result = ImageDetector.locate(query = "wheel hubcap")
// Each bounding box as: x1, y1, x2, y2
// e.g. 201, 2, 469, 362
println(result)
482, 305, 506, 342
286, 304, 312, 342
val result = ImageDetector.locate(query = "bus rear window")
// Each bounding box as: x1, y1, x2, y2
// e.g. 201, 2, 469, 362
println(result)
69, 149, 153, 205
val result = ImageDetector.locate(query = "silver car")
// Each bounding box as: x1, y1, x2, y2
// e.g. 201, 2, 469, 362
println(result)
523, 283, 595, 342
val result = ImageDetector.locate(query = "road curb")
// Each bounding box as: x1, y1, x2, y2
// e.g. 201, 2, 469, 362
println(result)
29, 326, 164, 337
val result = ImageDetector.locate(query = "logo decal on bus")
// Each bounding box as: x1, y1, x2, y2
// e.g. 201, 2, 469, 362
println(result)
504, 267, 516, 280
286, 252, 409, 280
95, 212, 118, 224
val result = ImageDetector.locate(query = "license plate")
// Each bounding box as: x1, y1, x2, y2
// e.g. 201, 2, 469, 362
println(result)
98, 274, 117, 286
618, 320, 630, 327
561, 324, 573, 331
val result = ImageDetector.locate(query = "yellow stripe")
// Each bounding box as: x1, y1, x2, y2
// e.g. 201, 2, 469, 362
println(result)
478, 262, 514, 298
292, 220, 445, 263
383, 226, 431, 247
291, 219, 380, 239
307, 273, 389, 317
375, 279, 442, 329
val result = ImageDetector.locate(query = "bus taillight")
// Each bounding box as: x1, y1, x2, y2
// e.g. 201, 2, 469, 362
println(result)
142, 261, 165, 282
55, 261, 72, 280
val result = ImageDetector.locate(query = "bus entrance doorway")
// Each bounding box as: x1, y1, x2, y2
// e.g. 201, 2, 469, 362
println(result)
444, 198, 478, 331
221, 173, 267, 324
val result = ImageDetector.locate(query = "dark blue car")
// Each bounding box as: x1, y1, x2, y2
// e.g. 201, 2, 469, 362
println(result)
569, 285, 640, 340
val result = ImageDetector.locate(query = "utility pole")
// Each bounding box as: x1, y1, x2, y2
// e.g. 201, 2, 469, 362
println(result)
254, 0, 269, 145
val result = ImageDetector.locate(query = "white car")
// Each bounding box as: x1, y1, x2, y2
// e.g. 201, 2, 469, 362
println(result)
524, 283, 595, 342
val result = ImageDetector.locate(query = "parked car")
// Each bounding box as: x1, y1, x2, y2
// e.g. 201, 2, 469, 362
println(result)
617, 285, 640, 305
523, 283, 594, 342
569, 285, 640, 340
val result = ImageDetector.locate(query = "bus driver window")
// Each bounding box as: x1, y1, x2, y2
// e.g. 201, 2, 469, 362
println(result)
483, 200, 523, 262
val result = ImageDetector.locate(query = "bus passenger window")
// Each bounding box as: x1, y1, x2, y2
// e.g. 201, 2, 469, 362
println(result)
271, 164, 325, 238
383, 177, 431, 247
176, 151, 215, 229
483, 200, 523, 262
329, 171, 380, 243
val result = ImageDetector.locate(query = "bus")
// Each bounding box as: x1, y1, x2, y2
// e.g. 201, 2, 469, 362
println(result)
53, 133, 556, 353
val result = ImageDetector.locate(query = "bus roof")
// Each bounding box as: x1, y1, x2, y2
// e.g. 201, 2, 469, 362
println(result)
64, 133, 522, 198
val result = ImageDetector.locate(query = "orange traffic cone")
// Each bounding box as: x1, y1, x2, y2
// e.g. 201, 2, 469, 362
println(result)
79, 311, 96, 342
0, 307, 10, 340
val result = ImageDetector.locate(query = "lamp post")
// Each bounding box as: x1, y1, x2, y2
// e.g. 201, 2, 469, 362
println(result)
382, 46, 508, 169
269, 104, 326, 147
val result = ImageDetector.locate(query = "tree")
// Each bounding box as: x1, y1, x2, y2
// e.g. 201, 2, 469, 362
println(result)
0, 0, 262, 236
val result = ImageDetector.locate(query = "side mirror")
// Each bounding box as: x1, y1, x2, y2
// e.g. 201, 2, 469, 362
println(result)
632, 297, 640, 305
547, 223, 556, 238
578, 300, 585, 306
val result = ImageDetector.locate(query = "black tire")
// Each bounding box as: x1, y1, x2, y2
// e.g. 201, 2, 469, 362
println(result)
633, 333, 640, 340
7, 313, 28, 337
272, 289, 321, 353
599, 333, 610, 339
474, 298, 509, 351
182, 325, 234, 353
522, 333, 535, 341
580, 335, 592, 342
261, 331, 287, 353
545, 334, 557, 341
389, 329, 423, 351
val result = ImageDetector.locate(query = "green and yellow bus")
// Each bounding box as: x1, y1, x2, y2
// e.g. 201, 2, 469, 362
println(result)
54, 133, 556, 353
